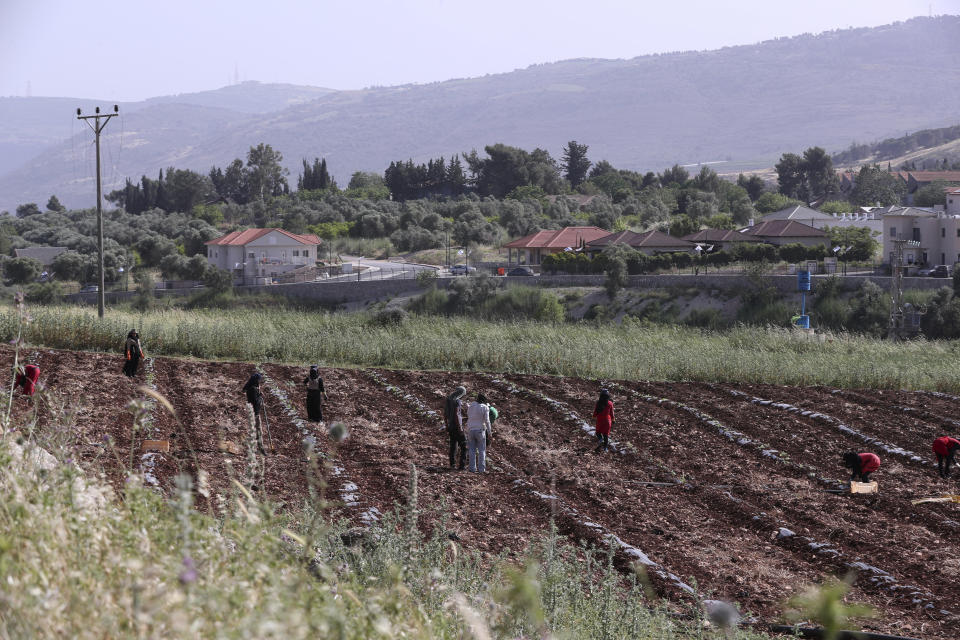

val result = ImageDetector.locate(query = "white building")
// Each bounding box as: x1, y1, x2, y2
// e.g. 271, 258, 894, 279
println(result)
205, 228, 320, 284
881, 207, 960, 268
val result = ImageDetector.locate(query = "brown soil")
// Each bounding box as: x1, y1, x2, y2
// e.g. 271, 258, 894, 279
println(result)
5, 344, 958, 639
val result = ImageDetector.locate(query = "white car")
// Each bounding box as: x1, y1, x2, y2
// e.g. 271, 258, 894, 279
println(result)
450, 264, 477, 275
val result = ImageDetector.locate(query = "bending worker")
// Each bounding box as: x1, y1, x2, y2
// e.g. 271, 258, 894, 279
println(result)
843, 451, 880, 483
933, 436, 960, 479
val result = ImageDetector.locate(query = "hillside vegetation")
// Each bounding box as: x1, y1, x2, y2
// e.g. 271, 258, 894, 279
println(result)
832, 123, 960, 169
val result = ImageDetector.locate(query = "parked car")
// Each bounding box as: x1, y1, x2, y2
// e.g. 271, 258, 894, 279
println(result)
80, 284, 99, 292
450, 264, 477, 275
918, 264, 951, 278
507, 266, 536, 276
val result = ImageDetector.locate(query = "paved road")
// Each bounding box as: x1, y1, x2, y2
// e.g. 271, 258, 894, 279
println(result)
325, 257, 439, 282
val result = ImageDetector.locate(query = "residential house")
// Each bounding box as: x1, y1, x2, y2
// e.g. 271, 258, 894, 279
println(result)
760, 205, 835, 226
503, 226, 609, 265
14, 246, 67, 267
585, 230, 695, 256
761, 204, 882, 238
680, 229, 762, 251
903, 171, 960, 203
740, 220, 829, 247
882, 206, 960, 268
205, 228, 320, 284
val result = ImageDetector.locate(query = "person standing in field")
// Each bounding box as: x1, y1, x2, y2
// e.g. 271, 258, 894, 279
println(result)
465, 392, 492, 473
933, 436, 960, 478
445, 386, 467, 470
241, 371, 266, 455
843, 451, 880, 482
122, 329, 144, 377
477, 392, 498, 428
593, 388, 614, 453
303, 365, 328, 422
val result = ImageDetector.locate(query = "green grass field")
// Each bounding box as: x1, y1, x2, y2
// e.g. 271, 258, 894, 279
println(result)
5, 304, 960, 390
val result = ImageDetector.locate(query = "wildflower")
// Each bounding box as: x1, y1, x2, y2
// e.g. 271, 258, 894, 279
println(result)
178, 555, 197, 585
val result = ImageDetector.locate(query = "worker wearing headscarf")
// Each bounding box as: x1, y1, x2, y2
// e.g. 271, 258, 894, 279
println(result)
303, 365, 327, 422
241, 372, 266, 455
445, 386, 467, 470
123, 330, 144, 377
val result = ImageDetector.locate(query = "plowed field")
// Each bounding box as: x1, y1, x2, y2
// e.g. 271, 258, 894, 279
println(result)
6, 344, 959, 638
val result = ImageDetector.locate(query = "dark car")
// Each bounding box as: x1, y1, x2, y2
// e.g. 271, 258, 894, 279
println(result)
918, 265, 951, 278
507, 266, 536, 276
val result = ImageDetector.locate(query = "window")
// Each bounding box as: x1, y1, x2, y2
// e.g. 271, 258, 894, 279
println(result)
956, 229, 959, 238
890, 227, 896, 239
248, 252, 255, 258
292, 250, 299, 257
912, 228, 921, 242
942, 228, 946, 238
303, 250, 309, 257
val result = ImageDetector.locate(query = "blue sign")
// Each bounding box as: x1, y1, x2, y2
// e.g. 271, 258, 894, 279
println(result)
797, 270, 811, 291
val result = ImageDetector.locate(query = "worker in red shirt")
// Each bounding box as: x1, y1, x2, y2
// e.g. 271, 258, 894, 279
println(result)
593, 388, 614, 453
15, 364, 40, 396
843, 451, 880, 483
933, 436, 960, 479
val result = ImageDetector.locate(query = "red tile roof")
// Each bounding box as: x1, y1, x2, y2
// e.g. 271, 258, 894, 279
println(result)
908, 171, 960, 182
587, 230, 695, 249
681, 229, 761, 243
742, 219, 827, 238
503, 226, 609, 249
206, 228, 321, 246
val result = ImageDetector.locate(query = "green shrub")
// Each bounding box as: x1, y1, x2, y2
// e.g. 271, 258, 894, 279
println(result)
408, 286, 449, 315
370, 307, 408, 327
683, 307, 728, 330
24, 281, 64, 305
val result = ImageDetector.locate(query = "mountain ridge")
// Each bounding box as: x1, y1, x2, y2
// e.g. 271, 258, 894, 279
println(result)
2, 15, 959, 212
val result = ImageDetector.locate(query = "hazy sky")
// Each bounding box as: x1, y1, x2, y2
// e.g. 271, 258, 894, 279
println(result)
2, 0, 958, 101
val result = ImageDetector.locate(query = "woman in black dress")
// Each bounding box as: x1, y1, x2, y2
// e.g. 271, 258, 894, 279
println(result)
304, 365, 328, 422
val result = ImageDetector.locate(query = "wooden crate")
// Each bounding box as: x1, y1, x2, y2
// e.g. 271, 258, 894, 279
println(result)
141, 440, 170, 453
850, 481, 878, 494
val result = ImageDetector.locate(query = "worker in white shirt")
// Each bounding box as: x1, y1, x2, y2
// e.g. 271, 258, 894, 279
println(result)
465, 392, 492, 473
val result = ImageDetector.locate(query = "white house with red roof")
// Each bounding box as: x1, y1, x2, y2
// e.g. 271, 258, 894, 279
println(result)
205, 228, 320, 283
503, 226, 609, 265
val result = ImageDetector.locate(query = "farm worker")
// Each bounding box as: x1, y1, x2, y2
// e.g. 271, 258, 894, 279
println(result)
15, 364, 40, 396
843, 452, 880, 483
477, 392, 498, 426
445, 386, 467, 470
933, 436, 960, 478
593, 388, 614, 452
241, 372, 266, 455
465, 392, 492, 473
303, 365, 328, 422
123, 329, 144, 377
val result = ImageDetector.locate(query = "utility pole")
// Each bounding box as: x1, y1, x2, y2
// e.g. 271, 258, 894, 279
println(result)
888, 237, 921, 340
77, 105, 118, 318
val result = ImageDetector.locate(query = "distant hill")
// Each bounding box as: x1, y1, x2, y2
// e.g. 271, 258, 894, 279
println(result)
2, 16, 960, 212
142, 81, 336, 114
832, 124, 960, 169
